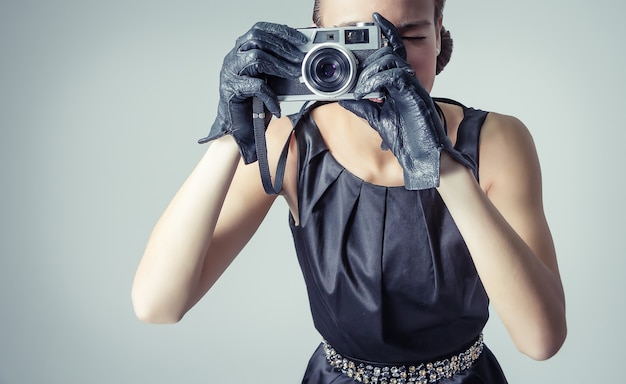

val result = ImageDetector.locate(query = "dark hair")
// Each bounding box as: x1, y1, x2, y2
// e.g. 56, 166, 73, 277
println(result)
312, 0, 453, 74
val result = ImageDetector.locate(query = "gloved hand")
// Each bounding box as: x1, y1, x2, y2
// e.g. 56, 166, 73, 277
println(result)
198, 22, 307, 164
339, 13, 475, 190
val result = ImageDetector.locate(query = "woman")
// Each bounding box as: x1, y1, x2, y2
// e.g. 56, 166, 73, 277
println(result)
132, 0, 566, 382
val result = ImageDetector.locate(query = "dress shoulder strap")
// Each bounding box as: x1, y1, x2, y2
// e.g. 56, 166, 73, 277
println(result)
434, 97, 490, 179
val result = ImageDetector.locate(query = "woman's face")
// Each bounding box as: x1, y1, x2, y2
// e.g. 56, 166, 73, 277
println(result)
316, 0, 441, 92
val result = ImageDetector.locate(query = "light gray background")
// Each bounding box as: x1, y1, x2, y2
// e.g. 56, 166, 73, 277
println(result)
1, 0, 624, 383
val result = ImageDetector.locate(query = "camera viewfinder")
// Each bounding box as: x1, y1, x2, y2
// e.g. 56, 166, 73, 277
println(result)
345, 29, 369, 44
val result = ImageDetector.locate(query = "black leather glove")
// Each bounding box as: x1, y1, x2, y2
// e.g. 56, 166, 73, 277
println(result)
198, 22, 307, 164
339, 13, 475, 190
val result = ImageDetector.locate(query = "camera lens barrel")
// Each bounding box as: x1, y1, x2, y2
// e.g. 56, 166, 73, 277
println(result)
301, 43, 358, 98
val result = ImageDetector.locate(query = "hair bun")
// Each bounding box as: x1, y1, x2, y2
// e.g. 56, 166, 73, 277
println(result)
436, 26, 453, 75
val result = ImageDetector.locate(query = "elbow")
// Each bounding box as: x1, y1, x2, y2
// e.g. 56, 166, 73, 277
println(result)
512, 293, 568, 361
133, 305, 183, 325
131, 289, 185, 325
522, 335, 566, 361
519, 320, 567, 361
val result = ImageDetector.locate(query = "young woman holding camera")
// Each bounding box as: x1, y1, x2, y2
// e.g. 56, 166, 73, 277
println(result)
132, 0, 566, 382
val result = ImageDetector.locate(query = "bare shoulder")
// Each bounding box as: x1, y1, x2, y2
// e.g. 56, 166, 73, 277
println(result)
478, 112, 542, 198
266, 114, 295, 140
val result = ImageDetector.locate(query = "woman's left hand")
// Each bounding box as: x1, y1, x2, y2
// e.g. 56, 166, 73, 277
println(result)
340, 13, 473, 190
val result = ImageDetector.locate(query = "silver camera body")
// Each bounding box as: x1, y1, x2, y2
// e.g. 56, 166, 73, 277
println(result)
268, 23, 384, 101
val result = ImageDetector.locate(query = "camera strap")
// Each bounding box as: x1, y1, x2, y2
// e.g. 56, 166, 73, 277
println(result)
253, 98, 324, 195
253, 96, 290, 195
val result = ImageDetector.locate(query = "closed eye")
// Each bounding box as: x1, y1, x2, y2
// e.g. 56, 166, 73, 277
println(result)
402, 36, 426, 41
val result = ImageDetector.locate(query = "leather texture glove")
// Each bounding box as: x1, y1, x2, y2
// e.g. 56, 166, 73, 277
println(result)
339, 13, 475, 190
198, 22, 307, 164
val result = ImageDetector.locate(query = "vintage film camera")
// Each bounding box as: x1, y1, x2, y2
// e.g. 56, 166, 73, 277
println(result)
268, 23, 385, 101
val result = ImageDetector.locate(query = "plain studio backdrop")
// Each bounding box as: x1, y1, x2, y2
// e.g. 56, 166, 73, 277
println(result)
1, 0, 624, 383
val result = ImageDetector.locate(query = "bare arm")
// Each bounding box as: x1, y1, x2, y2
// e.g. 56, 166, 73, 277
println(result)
436, 113, 566, 360
131, 117, 295, 324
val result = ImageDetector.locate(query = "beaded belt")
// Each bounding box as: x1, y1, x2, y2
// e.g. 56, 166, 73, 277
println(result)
322, 334, 484, 384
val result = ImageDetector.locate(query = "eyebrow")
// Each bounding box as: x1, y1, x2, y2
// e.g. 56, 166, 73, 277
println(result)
335, 21, 363, 27
396, 20, 432, 29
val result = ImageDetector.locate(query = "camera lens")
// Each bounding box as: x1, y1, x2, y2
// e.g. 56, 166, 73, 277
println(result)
318, 62, 338, 80
312, 54, 344, 88
308, 49, 349, 92
302, 44, 357, 98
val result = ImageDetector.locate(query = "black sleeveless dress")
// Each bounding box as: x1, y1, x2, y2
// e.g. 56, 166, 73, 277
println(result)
288, 99, 508, 384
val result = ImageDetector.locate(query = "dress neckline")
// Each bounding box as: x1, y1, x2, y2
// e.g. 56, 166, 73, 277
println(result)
308, 100, 469, 190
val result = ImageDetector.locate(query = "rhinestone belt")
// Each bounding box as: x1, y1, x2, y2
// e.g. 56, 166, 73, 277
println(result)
322, 334, 484, 384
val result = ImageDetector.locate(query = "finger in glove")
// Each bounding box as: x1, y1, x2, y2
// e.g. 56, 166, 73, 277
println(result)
372, 13, 407, 60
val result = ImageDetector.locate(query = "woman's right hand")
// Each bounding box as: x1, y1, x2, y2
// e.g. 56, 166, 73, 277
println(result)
198, 22, 307, 164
